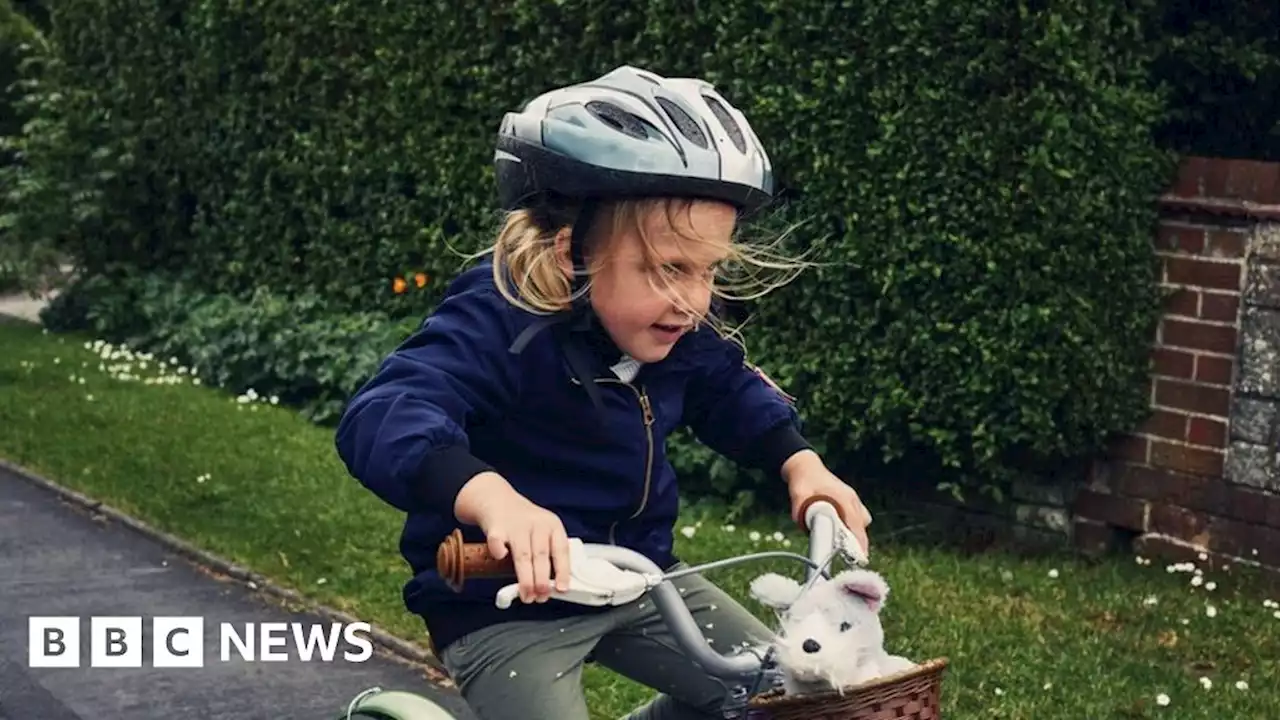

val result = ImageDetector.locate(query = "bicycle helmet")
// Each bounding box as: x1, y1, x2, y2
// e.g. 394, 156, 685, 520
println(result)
493, 64, 775, 215
496, 66, 773, 411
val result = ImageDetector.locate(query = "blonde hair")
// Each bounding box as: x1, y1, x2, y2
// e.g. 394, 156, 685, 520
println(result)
475, 195, 815, 347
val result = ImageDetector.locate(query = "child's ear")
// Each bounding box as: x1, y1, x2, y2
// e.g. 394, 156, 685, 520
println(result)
833, 569, 889, 614
553, 226, 574, 279
749, 573, 803, 610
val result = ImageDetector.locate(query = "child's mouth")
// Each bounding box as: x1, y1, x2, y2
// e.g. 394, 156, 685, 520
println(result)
651, 323, 687, 339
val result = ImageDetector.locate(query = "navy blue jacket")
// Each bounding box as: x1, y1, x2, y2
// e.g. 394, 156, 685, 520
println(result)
335, 261, 810, 654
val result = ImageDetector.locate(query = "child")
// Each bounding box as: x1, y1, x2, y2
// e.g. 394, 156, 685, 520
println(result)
335, 65, 872, 720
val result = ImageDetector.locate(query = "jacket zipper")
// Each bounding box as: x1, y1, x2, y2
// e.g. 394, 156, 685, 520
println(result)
592, 378, 655, 545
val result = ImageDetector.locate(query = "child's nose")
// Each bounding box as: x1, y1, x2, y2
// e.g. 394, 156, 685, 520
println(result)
802, 638, 821, 654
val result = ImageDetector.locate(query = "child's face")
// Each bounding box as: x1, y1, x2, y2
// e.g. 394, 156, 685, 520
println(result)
586, 199, 736, 363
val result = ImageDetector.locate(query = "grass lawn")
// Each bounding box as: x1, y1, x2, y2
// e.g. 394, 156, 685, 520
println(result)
2, 318, 1278, 719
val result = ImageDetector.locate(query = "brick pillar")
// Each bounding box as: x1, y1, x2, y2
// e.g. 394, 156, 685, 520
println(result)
1076, 157, 1280, 578
1145, 219, 1242, 473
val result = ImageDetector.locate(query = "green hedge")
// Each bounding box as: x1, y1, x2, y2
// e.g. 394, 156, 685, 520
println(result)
0, 0, 42, 144
40, 270, 422, 425
11, 0, 1186, 499
0, 0, 48, 293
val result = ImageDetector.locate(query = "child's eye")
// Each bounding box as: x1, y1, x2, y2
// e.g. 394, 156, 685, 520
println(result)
839, 622, 852, 632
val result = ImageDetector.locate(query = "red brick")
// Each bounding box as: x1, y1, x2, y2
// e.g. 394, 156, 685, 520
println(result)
1162, 287, 1199, 317
1137, 409, 1187, 441
1152, 347, 1195, 378
1187, 417, 1228, 448
1111, 462, 1164, 498
1194, 356, 1235, 386
1207, 229, 1247, 258
1150, 503, 1211, 541
1072, 519, 1125, 556
1262, 163, 1280, 205
1165, 256, 1242, 291
1224, 160, 1280, 205
1172, 157, 1207, 198
1108, 435, 1150, 463
1206, 517, 1249, 557
1133, 534, 1202, 564
1161, 318, 1238, 355
1074, 489, 1148, 530
1202, 159, 1231, 199
1224, 486, 1275, 526
1134, 534, 1280, 589
1256, 527, 1280, 566
1113, 464, 1227, 514
1200, 292, 1240, 322
1087, 460, 1114, 493
1156, 225, 1206, 254
1270, 494, 1280, 529
1154, 378, 1232, 417
1150, 439, 1225, 477
1204, 516, 1280, 562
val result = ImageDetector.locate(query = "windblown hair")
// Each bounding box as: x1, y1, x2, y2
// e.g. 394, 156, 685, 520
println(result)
474, 194, 815, 345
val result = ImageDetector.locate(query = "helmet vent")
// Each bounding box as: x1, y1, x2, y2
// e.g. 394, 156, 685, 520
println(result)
656, 97, 708, 149
703, 95, 746, 153
585, 100, 650, 140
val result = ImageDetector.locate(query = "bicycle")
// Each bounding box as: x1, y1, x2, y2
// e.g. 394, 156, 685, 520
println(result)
335, 494, 947, 719
338, 687, 464, 720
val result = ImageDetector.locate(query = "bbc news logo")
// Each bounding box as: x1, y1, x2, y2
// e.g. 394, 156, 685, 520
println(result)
29, 617, 373, 668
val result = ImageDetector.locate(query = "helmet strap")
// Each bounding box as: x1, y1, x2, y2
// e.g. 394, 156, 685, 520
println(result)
568, 198, 598, 309
508, 196, 623, 409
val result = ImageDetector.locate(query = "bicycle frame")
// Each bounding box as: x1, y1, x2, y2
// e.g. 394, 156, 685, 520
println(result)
435, 495, 863, 718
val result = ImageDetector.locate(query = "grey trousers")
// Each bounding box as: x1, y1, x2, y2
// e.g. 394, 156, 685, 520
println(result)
438, 567, 776, 720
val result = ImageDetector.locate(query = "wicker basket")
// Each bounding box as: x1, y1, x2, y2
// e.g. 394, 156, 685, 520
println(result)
745, 657, 949, 720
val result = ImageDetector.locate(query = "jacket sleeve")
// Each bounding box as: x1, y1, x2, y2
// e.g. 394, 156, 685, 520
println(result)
335, 288, 522, 516
681, 332, 812, 476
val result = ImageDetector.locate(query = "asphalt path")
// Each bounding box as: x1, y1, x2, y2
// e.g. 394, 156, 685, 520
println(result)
0, 463, 477, 720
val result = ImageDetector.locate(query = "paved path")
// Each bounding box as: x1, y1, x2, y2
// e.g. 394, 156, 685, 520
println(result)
0, 288, 55, 324
0, 464, 476, 720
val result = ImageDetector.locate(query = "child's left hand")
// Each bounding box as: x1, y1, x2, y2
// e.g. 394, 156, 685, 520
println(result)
781, 450, 872, 558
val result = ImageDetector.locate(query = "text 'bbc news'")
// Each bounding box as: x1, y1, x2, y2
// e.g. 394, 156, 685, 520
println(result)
28, 617, 375, 668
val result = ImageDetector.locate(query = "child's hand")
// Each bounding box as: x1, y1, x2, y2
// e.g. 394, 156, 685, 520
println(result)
781, 451, 873, 558
455, 472, 572, 604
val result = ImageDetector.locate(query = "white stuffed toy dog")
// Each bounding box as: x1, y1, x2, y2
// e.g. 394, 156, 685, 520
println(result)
749, 568, 916, 696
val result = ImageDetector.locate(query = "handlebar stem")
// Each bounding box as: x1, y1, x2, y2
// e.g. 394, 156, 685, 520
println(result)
804, 509, 838, 584
803, 512, 834, 579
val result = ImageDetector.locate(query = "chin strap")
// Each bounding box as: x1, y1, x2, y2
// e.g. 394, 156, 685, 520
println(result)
506, 199, 613, 412
567, 198, 598, 308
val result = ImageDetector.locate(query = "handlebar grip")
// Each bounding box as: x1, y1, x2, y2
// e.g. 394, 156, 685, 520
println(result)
436, 529, 516, 591
794, 493, 848, 533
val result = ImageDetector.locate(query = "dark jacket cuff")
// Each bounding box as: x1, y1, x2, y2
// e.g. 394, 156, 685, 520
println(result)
412, 444, 495, 516
746, 421, 813, 476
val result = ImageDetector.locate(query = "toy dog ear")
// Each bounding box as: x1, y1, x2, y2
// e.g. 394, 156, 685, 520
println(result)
749, 573, 803, 610
833, 569, 889, 614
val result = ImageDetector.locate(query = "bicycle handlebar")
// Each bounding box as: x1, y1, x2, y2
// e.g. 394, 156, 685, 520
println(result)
433, 494, 862, 683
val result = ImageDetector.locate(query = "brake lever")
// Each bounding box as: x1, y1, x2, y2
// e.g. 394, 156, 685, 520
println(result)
836, 523, 870, 566
495, 538, 652, 609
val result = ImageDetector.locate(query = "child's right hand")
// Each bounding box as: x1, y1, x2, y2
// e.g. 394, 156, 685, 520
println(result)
454, 471, 572, 604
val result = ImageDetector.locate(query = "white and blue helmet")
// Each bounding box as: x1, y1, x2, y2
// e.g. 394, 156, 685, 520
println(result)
494, 65, 775, 215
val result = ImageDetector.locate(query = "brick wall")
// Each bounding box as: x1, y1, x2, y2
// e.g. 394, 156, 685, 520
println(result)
1077, 156, 1280, 578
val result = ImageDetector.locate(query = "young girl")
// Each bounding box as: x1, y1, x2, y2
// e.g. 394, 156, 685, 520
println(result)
335, 65, 872, 720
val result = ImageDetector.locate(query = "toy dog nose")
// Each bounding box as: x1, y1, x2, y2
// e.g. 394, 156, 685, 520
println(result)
802, 638, 821, 654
